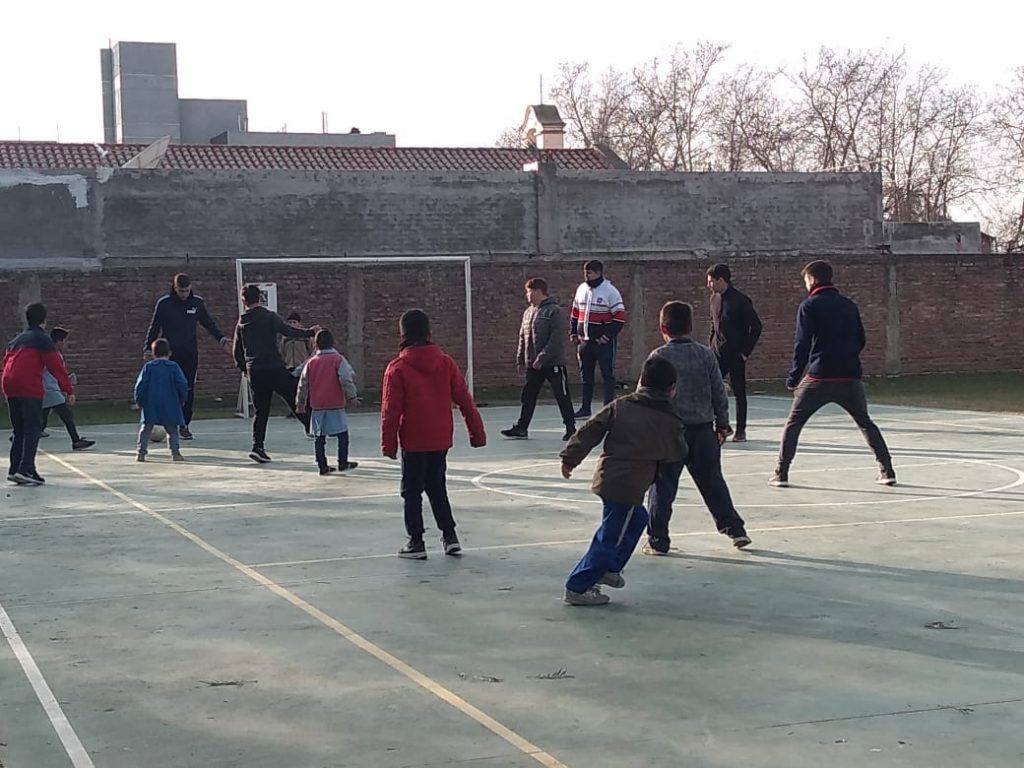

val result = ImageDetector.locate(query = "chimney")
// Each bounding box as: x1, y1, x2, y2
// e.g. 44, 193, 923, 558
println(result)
520, 104, 565, 150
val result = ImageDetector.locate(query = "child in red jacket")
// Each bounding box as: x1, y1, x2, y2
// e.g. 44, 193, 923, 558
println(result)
296, 329, 360, 476
381, 309, 486, 559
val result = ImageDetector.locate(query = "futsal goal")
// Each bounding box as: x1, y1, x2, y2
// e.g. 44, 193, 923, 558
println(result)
233, 256, 474, 419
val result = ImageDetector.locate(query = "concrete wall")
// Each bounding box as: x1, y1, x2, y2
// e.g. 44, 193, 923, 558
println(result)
0, 168, 882, 264
882, 221, 982, 254
1, 253, 1020, 404
111, 42, 181, 143
179, 99, 249, 144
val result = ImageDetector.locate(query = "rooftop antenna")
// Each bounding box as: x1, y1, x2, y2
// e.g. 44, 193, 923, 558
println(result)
539, 74, 543, 104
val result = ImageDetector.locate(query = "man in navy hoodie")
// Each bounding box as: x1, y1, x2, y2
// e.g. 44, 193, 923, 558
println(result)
2, 303, 74, 485
770, 261, 896, 488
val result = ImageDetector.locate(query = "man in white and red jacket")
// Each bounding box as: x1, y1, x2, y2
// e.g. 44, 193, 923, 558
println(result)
381, 309, 486, 560
570, 259, 627, 417
3, 303, 74, 486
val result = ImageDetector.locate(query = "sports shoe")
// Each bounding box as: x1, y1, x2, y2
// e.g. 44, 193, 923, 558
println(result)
500, 425, 528, 440
768, 468, 789, 487
249, 448, 272, 464
305, 432, 316, 440
39, 429, 50, 438
732, 432, 747, 443
172, 453, 185, 462
178, 427, 193, 440
730, 532, 753, 549
319, 466, 337, 476
562, 428, 575, 441
573, 408, 591, 419
136, 453, 146, 462
6, 473, 17, 483
28, 472, 45, 485
72, 439, 96, 451
442, 532, 462, 555
398, 539, 428, 560
11, 472, 42, 486
337, 461, 359, 472
641, 542, 669, 556
563, 586, 610, 606
598, 571, 625, 589
876, 470, 897, 486
720, 426, 734, 438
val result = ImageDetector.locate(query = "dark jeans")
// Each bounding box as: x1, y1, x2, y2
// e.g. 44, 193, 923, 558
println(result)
566, 501, 648, 593
516, 365, 576, 430
8, 397, 43, 477
172, 348, 199, 426
646, 423, 746, 551
42, 403, 82, 443
401, 450, 456, 540
577, 339, 617, 413
718, 356, 748, 433
249, 366, 310, 450
778, 379, 893, 471
314, 431, 350, 471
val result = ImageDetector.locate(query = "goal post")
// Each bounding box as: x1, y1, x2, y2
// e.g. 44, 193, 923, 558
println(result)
233, 256, 474, 419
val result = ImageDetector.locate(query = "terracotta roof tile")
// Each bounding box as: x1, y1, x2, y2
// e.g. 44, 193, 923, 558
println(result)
0, 141, 614, 172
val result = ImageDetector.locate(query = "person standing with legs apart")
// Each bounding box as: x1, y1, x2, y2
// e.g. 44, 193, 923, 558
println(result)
770, 260, 896, 488
707, 263, 762, 442
233, 283, 319, 464
41, 328, 94, 451
501, 277, 576, 441
570, 260, 627, 418
644, 301, 751, 555
296, 329, 360, 476
134, 339, 189, 462
143, 273, 232, 440
3, 303, 75, 486
381, 310, 486, 559
560, 356, 686, 606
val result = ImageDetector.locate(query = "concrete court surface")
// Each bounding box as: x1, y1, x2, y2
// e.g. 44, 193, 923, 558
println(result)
1, 396, 1022, 768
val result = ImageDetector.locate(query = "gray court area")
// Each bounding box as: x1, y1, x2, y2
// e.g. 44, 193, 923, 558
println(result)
2, 396, 1023, 768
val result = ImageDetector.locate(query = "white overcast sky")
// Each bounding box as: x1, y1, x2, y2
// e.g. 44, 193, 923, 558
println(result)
1, 0, 1021, 146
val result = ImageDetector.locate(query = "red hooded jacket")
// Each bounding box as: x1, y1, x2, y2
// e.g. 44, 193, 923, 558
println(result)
380, 343, 486, 456
2, 326, 74, 400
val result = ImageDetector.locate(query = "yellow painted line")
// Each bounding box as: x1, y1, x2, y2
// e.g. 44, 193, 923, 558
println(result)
44, 453, 568, 768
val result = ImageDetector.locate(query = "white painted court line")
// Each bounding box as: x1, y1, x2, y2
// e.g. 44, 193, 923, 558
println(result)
42, 452, 568, 768
0, 601, 96, 768
0, 509, 142, 524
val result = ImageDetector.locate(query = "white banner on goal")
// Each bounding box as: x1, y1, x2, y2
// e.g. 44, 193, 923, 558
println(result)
233, 256, 474, 419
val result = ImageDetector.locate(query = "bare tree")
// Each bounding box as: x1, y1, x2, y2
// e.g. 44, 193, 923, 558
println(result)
989, 67, 1024, 249
494, 126, 526, 149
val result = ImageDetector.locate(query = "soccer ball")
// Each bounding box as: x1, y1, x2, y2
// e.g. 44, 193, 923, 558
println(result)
150, 425, 167, 443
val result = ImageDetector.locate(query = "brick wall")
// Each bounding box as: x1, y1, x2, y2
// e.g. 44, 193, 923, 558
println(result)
2, 252, 1021, 404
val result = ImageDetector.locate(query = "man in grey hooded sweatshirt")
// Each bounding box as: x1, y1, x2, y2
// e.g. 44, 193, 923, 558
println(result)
501, 277, 576, 441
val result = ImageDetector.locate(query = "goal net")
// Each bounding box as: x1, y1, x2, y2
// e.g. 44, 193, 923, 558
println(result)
233, 256, 474, 419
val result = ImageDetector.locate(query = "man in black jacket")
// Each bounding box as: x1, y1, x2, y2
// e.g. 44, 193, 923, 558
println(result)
144, 273, 231, 439
707, 264, 762, 441
770, 260, 895, 488
233, 284, 318, 464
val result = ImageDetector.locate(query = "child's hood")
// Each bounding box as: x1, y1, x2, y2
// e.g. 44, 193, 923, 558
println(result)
398, 343, 445, 374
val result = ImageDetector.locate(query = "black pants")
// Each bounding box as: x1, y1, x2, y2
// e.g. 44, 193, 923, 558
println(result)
8, 397, 43, 477
646, 423, 746, 550
516, 365, 576, 430
249, 366, 310, 450
718, 356, 748, 433
173, 348, 199, 425
314, 431, 349, 471
578, 339, 617, 413
42, 403, 81, 443
778, 379, 893, 470
401, 450, 456, 539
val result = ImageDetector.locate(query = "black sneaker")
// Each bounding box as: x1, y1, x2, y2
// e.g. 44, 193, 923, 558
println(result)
562, 428, 575, 441
768, 468, 789, 487
573, 408, 591, 419
500, 425, 528, 440
179, 426, 193, 440
72, 439, 96, 451
398, 539, 427, 560
319, 466, 337, 476
249, 448, 272, 464
11, 472, 42, 486
6, 473, 16, 484
442, 532, 462, 556
337, 461, 359, 472
730, 531, 753, 549
732, 432, 747, 443
877, 469, 897, 486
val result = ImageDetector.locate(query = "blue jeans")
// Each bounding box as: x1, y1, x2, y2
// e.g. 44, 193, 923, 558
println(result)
137, 423, 182, 455
566, 500, 648, 593
314, 431, 349, 470
646, 423, 746, 551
